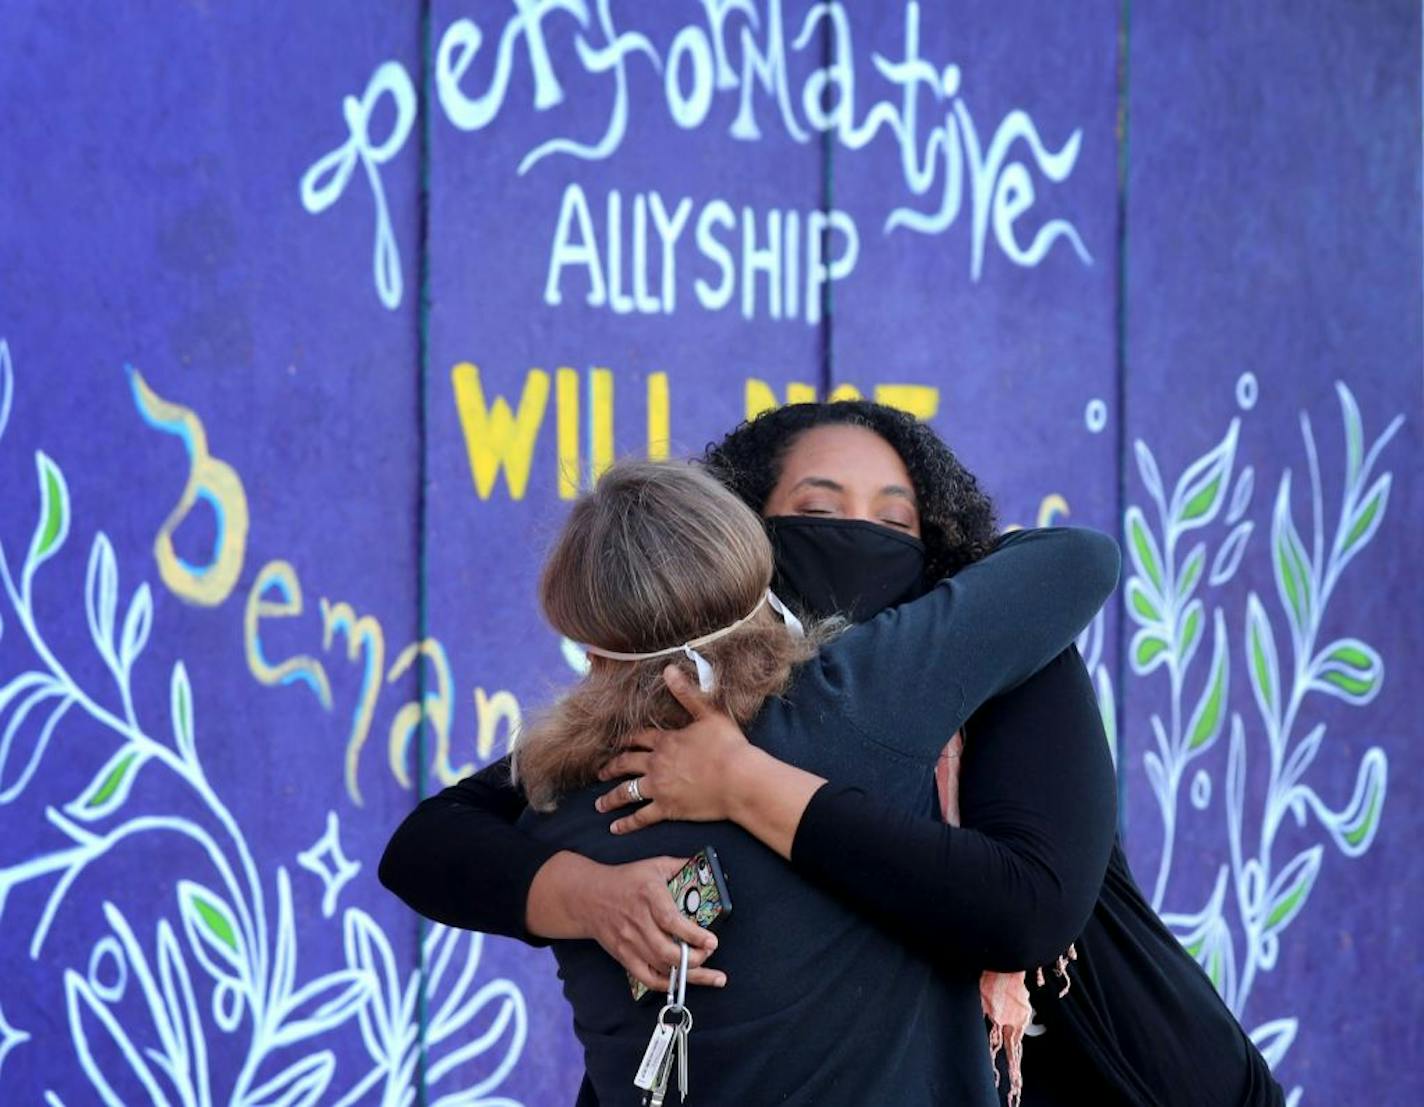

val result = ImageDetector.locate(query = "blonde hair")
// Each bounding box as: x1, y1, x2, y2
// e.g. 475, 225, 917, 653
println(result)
513, 460, 828, 810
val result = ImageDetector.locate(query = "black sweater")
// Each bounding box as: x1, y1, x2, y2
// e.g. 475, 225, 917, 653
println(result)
379, 530, 1280, 1105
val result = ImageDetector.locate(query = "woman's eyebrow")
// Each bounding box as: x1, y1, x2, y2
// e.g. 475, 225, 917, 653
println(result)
879, 484, 916, 502
791, 476, 846, 493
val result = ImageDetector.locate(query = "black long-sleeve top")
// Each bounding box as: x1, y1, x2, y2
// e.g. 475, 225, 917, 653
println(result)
379, 528, 1279, 1105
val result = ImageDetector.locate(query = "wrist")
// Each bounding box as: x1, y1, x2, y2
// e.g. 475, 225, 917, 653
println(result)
724, 745, 777, 827
526, 851, 605, 940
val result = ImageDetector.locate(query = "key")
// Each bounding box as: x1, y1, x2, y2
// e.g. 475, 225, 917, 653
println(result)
676, 1015, 690, 1101
634, 1013, 676, 1093
646, 1028, 678, 1107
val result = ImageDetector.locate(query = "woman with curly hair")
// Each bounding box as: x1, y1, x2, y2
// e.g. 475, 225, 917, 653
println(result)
482, 447, 1115, 1105
381, 401, 1279, 1104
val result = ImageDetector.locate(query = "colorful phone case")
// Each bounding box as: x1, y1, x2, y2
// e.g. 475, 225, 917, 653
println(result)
628, 846, 732, 1001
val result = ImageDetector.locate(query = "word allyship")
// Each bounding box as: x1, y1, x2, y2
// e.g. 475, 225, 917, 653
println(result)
544, 186, 857, 324
303, 1, 1093, 312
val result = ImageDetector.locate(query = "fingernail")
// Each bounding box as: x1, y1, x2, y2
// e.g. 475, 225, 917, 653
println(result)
706, 936, 718, 951
715, 976, 727, 987
594, 798, 604, 812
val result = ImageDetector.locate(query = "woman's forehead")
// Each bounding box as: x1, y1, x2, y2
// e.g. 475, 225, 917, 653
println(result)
779, 424, 913, 490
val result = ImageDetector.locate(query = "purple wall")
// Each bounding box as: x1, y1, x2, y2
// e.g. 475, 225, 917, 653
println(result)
1, 3, 1417, 1104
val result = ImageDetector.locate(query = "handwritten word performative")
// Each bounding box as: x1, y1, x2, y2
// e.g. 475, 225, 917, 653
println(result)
301, 1, 1092, 311
450, 362, 941, 502
131, 376, 520, 806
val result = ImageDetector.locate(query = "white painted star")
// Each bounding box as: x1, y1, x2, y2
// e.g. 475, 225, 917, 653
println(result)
0, 999, 30, 1082
297, 811, 361, 918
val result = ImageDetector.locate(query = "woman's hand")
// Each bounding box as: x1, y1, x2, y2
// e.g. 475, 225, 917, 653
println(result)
596, 665, 756, 833
531, 851, 726, 992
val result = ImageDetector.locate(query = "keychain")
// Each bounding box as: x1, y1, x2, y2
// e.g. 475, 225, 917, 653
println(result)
634, 942, 694, 1104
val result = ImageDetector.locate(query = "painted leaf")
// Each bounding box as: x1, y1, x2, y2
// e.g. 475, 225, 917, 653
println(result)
156, 919, 208, 1096
344, 907, 401, 1047
245, 1051, 335, 1107
1124, 507, 1165, 595
1226, 465, 1255, 526
1179, 599, 1205, 671
1184, 610, 1229, 752
67, 744, 149, 821
1336, 381, 1364, 486
1245, 593, 1280, 727
85, 532, 120, 666
1134, 439, 1164, 504
1130, 627, 1170, 675
1281, 724, 1325, 792
26, 451, 71, 579
119, 582, 154, 670
65, 970, 177, 1107
1225, 716, 1246, 854
1143, 749, 1169, 808
274, 970, 370, 1046
1178, 542, 1206, 599
1310, 637, 1382, 705
427, 979, 527, 1088
1171, 419, 1239, 529
1302, 748, 1388, 857
270, 868, 298, 1014
1250, 1018, 1299, 1069
177, 879, 246, 987
1209, 521, 1253, 586
170, 661, 196, 762
1126, 578, 1162, 626
0, 338, 12, 443
1271, 474, 1314, 635
1260, 846, 1323, 938
0, 677, 69, 804
1339, 473, 1390, 563
1094, 665, 1117, 767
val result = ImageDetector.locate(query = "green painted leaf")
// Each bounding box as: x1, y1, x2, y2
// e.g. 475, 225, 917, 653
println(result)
1311, 637, 1382, 705
194, 895, 237, 953
1271, 475, 1314, 632
1179, 543, 1206, 597
1342, 474, 1390, 558
89, 751, 136, 807
1185, 611, 1229, 751
1125, 508, 1164, 594
1246, 594, 1278, 723
1181, 476, 1222, 522
1343, 786, 1381, 849
26, 452, 71, 575
67, 743, 147, 821
1170, 420, 1239, 531
1133, 632, 1169, 670
1127, 579, 1161, 623
177, 878, 246, 983
1261, 847, 1322, 937
1180, 602, 1205, 663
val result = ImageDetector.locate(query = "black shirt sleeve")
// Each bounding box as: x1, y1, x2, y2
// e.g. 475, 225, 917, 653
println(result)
789, 648, 1118, 972
378, 755, 558, 944
830, 527, 1121, 760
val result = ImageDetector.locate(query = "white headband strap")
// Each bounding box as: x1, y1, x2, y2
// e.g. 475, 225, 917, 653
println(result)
582, 592, 771, 663
581, 589, 804, 693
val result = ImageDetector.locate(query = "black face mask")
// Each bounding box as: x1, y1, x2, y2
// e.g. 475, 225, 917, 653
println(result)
766, 516, 928, 623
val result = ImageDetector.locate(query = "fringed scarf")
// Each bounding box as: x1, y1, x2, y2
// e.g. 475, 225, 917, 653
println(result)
936, 733, 1077, 1107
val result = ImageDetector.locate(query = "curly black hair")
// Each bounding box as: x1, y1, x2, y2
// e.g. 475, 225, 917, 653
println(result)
701, 400, 999, 580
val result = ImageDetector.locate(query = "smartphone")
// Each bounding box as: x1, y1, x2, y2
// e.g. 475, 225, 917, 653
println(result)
628, 846, 733, 1001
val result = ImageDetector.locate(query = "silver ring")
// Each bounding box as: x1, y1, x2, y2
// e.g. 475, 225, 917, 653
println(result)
627, 778, 644, 804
